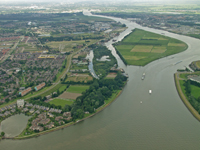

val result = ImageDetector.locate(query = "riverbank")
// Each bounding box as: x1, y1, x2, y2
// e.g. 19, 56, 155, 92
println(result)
174, 73, 200, 122
10, 81, 127, 140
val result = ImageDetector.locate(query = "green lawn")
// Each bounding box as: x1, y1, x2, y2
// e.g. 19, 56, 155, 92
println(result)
66, 85, 89, 93
179, 74, 188, 80
115, 28, 187, 66
49, 99, 74, 107
191, 85, 200, 99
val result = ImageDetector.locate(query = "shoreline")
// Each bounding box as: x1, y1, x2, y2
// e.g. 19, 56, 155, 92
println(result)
5, 81, 127, 140
174, 73, 200, 122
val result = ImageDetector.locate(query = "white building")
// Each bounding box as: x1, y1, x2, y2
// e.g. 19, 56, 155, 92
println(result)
17, 99, 24, 108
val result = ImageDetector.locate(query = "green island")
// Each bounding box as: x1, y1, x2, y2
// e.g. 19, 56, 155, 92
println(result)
175, 60, 200, 121
114, 28, 188, 66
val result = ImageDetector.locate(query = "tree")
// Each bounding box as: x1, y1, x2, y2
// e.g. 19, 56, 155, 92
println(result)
1, 132, 5, 137
5, 98, 10, 103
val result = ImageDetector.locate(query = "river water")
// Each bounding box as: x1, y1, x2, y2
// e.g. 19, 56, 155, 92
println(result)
86, 50, 99, 79
1, 11, 200, 150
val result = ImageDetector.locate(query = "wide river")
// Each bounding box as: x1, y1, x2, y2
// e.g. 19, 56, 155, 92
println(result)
1, 11, 200, 150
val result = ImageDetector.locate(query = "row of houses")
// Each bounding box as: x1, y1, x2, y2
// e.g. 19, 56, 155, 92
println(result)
19, 82, 46, 96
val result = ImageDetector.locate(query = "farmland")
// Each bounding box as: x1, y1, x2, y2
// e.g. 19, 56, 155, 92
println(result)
66, 85, 89, 93
114, 29, 187, 66
65, 73, 93, 83
58, 92, 82, 100
49, 98, 74, 107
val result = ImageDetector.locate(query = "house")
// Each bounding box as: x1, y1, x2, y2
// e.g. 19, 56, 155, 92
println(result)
19, 87, 25, 91
23, 108, 29, 112
47, 112, 54, 118
26, 103, 33, 107
63, 112, 71, 117
34, 82, 46, 91
45, 122, 54, 129
55, 116, 63, 121
4, 111, 11, 116
29, 109, 35, 114
46, 95, 52, 100
11, 109, 16, 113
30, 125, 44, 132
35, 110, 40, 114
17, 99, 24, 108
19, 87, 32, 96
0, 114, 5, 117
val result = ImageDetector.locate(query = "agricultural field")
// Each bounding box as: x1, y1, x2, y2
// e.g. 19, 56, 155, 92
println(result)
66, 85, 89, 93
66, 73, 93, 83
105, 73, 117, 79
49, 98, 74, 107
114, 29, 187, 66
58, 92, 82, 100
45, 40, 96, 52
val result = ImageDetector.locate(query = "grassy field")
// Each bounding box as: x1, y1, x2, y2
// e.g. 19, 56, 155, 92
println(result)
191, 85, 200, 99
66, 85, 89, 94
115, 28, 187, 66
49, 99, 74, 107
195, 61, 200, 69
70, 64, 88, 70
40, 84, 67, 97
66, 74, 93, 83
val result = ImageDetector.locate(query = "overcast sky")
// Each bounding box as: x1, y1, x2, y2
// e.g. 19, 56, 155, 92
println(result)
0, 0, 200, 4
0, 0, 199, 2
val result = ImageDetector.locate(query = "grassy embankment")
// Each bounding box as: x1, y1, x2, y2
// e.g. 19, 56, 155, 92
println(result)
174, 73, 200, 121
114, 28, 188, 66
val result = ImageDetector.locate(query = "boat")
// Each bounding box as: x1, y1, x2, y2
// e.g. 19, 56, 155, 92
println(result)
140, 101, 142, 104
142, 73, 145, 80
149, 90, 152, 94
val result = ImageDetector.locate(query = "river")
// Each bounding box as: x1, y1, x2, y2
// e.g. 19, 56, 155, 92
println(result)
1, 11, 200, 150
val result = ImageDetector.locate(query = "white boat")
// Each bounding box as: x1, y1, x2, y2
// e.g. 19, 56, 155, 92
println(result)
140, 101, 142, 104
149, 90, 152, 94
142, 73, 145, 80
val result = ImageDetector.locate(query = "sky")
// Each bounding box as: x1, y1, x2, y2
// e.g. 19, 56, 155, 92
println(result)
0, 0, 200, 5
0, 0, 199, 2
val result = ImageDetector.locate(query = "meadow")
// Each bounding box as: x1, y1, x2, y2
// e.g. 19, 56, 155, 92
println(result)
49, 98, 74, 107
65, 74, 93, 83
66, 85, 89, 94
114, 28, 187, 66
